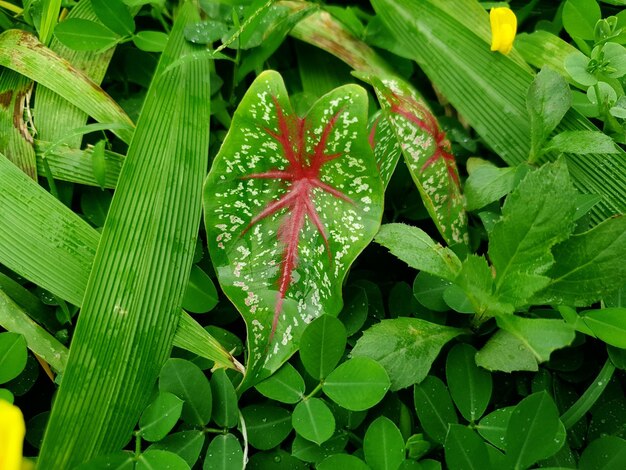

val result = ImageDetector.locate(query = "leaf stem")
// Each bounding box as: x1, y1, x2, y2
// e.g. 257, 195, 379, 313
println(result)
560, 358, 615, 429
304, 381, 324, 400
0, 1, 23, 15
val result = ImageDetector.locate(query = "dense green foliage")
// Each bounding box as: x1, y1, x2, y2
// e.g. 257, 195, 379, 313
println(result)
0, 0, 625, 469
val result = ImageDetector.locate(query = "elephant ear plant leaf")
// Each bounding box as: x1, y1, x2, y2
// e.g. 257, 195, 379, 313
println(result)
204, 70, 383, 389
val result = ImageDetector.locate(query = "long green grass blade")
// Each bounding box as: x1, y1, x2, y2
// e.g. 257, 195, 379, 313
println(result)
0, 29, 134, 144
0, 69, 36, 178
38, 0, 62, 45
371, 0, 626, 223
34, 0, 117, 146
38, 3, 212, 466
0, 288, 68, 373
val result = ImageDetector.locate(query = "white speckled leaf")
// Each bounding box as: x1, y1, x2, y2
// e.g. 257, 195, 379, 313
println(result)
368, 110, 401, 189
371, 76, 468, 245
204, 71, 383, 389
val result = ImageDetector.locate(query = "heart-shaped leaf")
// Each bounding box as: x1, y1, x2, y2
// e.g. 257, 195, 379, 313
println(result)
204, 70, 382, 388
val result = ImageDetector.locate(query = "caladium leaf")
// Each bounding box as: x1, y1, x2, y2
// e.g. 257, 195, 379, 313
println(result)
204, 71, 383, 389
368, 110, 401, 189
370, 76, 468, 245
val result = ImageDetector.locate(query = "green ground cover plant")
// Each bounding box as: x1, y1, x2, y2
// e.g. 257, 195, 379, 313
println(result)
0, 0, 625, 469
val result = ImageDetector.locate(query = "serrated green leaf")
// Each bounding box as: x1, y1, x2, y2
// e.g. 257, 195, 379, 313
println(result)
445, 344, 492, 422
489, 159, 577, 306
204, 70, 383, 389
527, 67, 572, 161
545, 130, 619, 155
54, 18, 119, 51
323, 357, 390, 411
352, 317, 463, 390
293, 398, 335, 445
363, 416, 405, 470
413, 375, 458, 444
534, 216, 626, 306
475, 329, 539, 373
37, 6, 212, 466
374, 223, 461, 281
464, 163, 517, 212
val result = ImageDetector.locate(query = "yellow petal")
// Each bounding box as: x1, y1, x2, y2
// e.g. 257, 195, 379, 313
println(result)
490, 7, 517, 55
0, 400, 25, 470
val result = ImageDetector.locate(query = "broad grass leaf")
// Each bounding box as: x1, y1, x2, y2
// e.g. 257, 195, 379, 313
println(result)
445, 344, 492, 422
375, 223, 461, 281
505, 392, 565, 469
352, 317, 463, 390
323, 357, 390, 411
413, 375, 458, 444
363, 416, 405, 470
204, 70, 382, 389
292, 398, 335, 445
444, 424, 491, 470
203, 434, 244, 470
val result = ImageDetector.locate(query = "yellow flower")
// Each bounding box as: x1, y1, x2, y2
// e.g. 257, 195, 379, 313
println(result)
0, 400, 25, 470
490, 7, 517, 55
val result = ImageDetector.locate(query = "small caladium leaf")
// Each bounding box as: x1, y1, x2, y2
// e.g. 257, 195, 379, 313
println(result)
204, 70, 383, 389
368, 110, 401, 189
370, 75, 468, 246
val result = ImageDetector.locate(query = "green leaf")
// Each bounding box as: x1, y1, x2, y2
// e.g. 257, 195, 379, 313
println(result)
203, 434, 244, 470
527, 67, 572, 161
352, 317, 463, 390
137, 450, 189, 470
292, 398, 335, 445
203, 71, 383, 389
299, 315, 347, 380
374, 223, 461, 281
464, 162, 517, 212
241, 405, 292, 451
133, 31, 169, 53
580, 307, 626, 348
413, 375, 458, 444
505, 392, 565, 469
363, 416, 405, 470
475, 329, 539, 373
369, 0, 625, 225
75, 451, 135, 470
565, 52, 598, 87
91, 140, 107, 189
445, 344, 492, 422
291, 434, 349, 464
444, 424, 491, 470
545, 130, 620, 155
323, 357, 390, 411
210, 369, 238, 429
579, 436, 626, 469
182, 265, 219, 314
337, 285, 368, 336
254, 362, 305, 404
0, 332, 27, 384
563, 0, 602, 40
159, 358, 212, 426
54, 19, 119, 51
413, 272, 452, 312
139, 392, 184, 442
0, 29, 134, 144
488, 159, 577, 306
148, 431, 205, 468
91, 0, 135, 36
475, 407, 514, 451
317, 454, 369, 470
369, 111, 402, 189
533, 216, 626, 306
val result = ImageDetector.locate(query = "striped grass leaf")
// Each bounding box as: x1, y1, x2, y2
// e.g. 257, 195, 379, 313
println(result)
0, 29, 134, 144
0, 149, 235, 371
370, 0, 626, 224
38, 0, 62, 45
289, 8, 468, 245
204, 71, 383, 389
0, 69, 36, 178
37, 3, 213, 467
0, 288, 68, 373
34, 0, 119, 147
